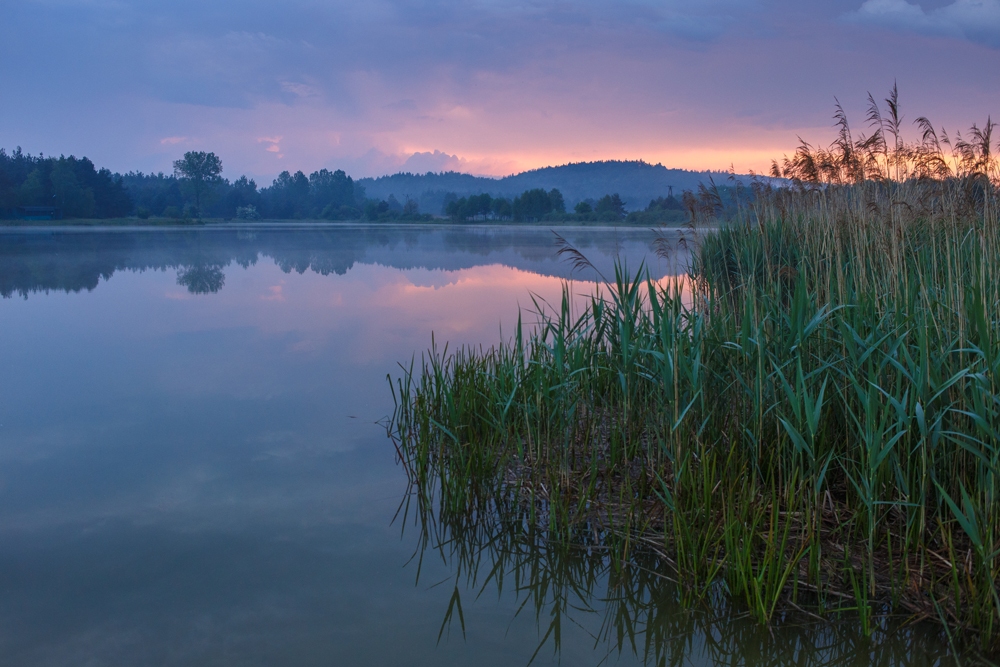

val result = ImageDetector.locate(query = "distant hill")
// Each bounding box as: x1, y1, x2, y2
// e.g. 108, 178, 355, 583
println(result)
357, 160, 737, 216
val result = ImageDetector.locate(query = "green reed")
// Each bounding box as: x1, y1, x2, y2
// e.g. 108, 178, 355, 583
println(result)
391, 93, 1000, 655
403, 484, 961, 666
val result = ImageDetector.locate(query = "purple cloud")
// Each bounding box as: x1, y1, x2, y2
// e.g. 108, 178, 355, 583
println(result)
845, 0, 1000, 47
2, 0, 998, 182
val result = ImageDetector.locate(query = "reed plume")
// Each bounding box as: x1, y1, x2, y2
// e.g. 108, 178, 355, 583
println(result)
390, 87, 1000, 660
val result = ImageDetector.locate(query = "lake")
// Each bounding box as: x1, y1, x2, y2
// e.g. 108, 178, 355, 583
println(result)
0, 225, 954, 666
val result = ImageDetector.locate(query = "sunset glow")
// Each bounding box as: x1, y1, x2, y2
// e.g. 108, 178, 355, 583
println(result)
3, 1, 999, 182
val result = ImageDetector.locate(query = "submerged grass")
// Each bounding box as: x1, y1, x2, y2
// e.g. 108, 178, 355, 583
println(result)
390, 89, 1000, 656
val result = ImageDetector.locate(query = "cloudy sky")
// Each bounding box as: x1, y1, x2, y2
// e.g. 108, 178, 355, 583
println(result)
1, 0, 998, 182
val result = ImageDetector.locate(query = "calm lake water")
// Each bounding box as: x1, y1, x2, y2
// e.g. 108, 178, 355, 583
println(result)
0, 225, 955, 666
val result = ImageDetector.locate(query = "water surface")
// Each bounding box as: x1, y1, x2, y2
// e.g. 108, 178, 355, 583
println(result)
0, 225, 955, 666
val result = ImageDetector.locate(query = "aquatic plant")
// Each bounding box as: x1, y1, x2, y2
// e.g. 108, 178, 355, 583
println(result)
402, 486, 962, 666
390, 89, 1000, 657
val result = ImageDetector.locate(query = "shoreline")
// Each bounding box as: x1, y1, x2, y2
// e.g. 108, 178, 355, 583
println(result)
0, 217, 693, 227
0, 220, 701, 234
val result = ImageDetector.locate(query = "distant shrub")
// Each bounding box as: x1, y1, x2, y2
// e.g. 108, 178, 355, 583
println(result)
236, 205, 261, 220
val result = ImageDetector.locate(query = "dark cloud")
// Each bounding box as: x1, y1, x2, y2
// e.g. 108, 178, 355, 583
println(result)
4, 0, 757, 108
844, 0, 1000, 48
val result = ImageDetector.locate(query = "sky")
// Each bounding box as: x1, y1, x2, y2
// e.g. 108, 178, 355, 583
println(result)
1, 0, 999, 183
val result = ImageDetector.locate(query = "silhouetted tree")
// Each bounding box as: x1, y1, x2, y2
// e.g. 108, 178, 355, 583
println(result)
0, 149, 130, 219
50, 158, 95, 217
309, 168, 358, 218
173, 151, 223, 215
265, 170, 309, 218
492, 197, 512, 220
225, 175, 260, 217
513, 188, 554, 221
548, 188, 565, 214
595, 193, 626, 220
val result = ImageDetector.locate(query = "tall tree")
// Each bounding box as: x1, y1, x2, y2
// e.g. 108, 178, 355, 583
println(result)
309, 168, 356, 215
265, 170, 310, 218
492, 197, 512, 220
548, 188, 565, 213
50, 158, 95, 217
595, 193, 626, 219
172, 151, 223, 214
513, 188, 553, 221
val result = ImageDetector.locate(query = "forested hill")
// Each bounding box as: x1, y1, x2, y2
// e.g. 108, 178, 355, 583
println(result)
357, 161, 733, 214
0, 147, 737, 221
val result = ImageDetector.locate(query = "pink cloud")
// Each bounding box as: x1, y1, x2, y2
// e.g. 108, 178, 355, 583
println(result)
260, 284, 285, 301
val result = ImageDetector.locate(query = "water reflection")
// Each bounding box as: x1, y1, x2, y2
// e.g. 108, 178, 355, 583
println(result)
0, 224, 687, 299
176, 264, 226, 294
0, 225, 954, 665
407, 496, 958, 667
0, 225, 687, 666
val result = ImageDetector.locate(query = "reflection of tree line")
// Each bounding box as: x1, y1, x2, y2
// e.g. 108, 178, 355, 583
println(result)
0, 228, 674, 298
404, 495, 957, 667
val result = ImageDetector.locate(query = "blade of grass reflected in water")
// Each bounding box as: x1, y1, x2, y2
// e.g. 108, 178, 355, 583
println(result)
398, 484, 960, 666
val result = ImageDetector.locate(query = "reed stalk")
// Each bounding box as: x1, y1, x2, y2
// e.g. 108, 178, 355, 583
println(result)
391, 89, 1000, 657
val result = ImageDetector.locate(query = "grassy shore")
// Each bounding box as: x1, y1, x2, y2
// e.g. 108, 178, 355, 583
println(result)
391, 92, 1000, 655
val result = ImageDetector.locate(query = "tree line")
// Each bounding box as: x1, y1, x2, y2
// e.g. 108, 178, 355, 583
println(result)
127, 152, 372, 221
0, 148, 693, 223
0, 148, 132, 218
443, 189, 688, 223
0, 148, 377, 221
443, 188, 564, 221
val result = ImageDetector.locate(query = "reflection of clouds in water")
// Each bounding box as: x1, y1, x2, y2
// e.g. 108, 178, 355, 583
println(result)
260, 283, 285, 301
396, 266, 467, 290
128, 261, 608, 365
0, 431, 401, 534
0, 417, 145, 464
362, 264, 593, 346
0, 226, 693, 300
0, 227, 704, 666
140, 260, 694, 370
1, 256, 687, 535
389, 264, 583, 297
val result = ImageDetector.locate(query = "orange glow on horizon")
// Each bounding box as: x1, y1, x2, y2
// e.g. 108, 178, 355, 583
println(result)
393, 144, 814, 179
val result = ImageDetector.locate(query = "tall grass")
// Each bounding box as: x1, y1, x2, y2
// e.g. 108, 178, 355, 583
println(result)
390, 88, 1000, 656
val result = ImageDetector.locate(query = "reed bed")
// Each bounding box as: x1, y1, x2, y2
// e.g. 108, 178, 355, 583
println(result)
390, 89, 1000, 656
406, 493, 961, 665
